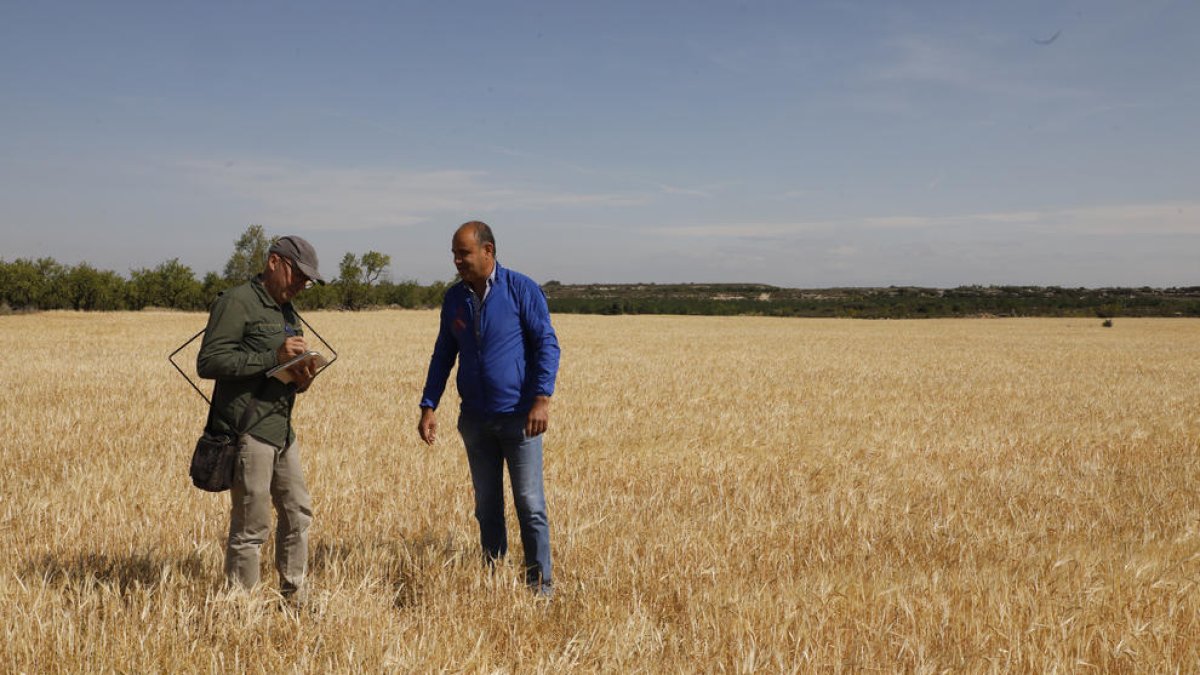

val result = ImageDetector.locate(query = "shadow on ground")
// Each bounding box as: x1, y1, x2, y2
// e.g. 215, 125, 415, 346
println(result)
310, 531, 472, 609
21, 549, 207, 593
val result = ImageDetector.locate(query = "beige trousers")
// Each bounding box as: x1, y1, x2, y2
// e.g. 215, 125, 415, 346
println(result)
225, 434, 313, 597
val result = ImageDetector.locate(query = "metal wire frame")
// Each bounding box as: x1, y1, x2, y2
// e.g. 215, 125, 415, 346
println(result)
168, 312, 339, 406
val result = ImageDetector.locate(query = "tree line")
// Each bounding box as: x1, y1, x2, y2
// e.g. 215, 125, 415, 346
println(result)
5, 226, 1199, 318
0, 225, 450, 312
543, 283, 1200, 319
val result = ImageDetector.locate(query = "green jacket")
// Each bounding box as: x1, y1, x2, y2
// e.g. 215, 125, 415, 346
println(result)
197, 277, 303, 448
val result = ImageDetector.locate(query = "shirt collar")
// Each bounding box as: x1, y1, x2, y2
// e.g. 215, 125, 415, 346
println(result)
468, 261, 499, 301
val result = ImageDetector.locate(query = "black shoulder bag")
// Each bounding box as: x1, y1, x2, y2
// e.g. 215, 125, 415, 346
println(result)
189, 391, 265, 492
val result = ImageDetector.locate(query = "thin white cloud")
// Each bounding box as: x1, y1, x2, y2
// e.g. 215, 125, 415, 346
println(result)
488, 144, 730, 202
866, 34, 1090, 102
655, 201, 1200, 239
1054, 202, 1200, 235
861, 211, 1044, 229
874, 36, 974, 88
486, 145, 599, 176
655, 183, 714, 198
179, 159, 645, 231
656, 220, 841, 238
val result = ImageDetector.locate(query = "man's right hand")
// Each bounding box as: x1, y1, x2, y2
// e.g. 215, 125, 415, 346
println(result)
276, 336, 307, 364
418, 407, 438, 445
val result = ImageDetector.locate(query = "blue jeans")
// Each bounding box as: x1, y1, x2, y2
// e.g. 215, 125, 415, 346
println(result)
457, 411, 552, 587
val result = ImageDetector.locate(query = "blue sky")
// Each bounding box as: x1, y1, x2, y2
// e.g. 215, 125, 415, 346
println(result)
1, 0, 1197, 287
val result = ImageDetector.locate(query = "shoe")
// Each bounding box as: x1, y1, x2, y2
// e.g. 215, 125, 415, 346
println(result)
280, 586, 311, 614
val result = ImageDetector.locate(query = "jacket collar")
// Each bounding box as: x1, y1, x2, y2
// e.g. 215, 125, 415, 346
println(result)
251, 275, 284, 310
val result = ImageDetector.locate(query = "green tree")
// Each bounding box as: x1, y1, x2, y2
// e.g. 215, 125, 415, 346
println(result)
380, 279, 422, 307
35, 258, 71, 309
0, 259, 44, 309
129, 258, 203, 310
360, 250, 391, 285
223, 224, 275, 282
338, 253, 362, 285
421, 280, 450, 307
66, 263, 128, 310
200, 271, 234, 307
336, 252, 367, 309
0, 258, 71, 310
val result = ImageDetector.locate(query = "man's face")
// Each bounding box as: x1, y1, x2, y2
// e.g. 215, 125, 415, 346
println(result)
452, 228, 494, 286
263, 253, 311, 304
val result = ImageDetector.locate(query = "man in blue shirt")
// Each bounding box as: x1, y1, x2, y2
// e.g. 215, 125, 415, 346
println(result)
418, 221, 561, 596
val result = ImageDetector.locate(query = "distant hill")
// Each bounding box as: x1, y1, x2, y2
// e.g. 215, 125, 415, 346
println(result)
541, 282, 1200, 318
5, 250, 1198, 319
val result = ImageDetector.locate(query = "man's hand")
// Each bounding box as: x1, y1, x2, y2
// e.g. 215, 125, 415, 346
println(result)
526, 395, 550, 437
290, 358, 318, 393
276, 336, 307, 364
418, 407, 438, 445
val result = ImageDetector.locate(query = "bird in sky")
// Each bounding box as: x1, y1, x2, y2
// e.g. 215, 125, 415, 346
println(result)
1033, 29, 1062, 45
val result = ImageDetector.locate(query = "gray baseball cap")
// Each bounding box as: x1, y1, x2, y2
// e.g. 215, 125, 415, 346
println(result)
269, 235, 326, 285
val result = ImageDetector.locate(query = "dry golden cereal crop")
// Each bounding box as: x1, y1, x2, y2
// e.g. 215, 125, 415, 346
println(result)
2, 311, 1199, 671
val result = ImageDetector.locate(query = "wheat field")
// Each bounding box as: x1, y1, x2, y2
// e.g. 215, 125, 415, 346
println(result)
1, 310, 1198, 672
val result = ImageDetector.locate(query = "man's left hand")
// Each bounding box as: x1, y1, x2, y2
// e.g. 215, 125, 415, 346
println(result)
526, 395, 550, 437
291, 359, 318, 393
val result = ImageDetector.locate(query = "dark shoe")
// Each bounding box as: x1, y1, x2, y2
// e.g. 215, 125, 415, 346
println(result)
280, 586, 311, 614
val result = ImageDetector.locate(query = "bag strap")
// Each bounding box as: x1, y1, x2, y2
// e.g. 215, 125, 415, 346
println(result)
234, 393, 266, 435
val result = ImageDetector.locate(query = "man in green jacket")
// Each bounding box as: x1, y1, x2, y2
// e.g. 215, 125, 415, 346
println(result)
197, 235, 325, 604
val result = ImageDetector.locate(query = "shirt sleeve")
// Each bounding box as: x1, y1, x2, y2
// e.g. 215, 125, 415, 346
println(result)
520, 279, 560, 398
419, 295, 460, 409
196, 294, 278, 380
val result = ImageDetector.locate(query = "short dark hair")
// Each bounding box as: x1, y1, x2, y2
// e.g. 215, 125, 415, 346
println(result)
462, 220, 496, 254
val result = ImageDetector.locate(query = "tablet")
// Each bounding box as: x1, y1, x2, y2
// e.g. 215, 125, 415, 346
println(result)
266, 350, 329, 378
